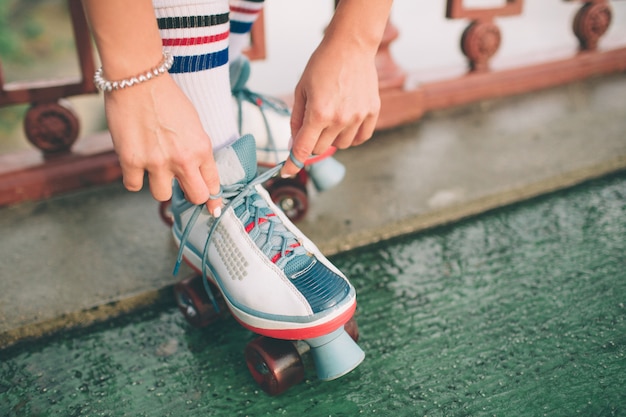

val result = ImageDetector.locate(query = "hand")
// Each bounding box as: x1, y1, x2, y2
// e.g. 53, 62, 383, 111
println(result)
281, 32, 381, 178
104, 74, 223, 215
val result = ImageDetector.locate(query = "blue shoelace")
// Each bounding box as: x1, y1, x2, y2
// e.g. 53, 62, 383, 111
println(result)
173, 162, 307, 312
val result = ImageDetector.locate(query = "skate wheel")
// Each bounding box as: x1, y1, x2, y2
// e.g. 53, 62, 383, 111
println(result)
245, 337, 305, 396
173, 275, 222, 328
267, 182, 309, 222
294, 169, 310, 188
159, 200, 173, 226
344, 317, 360, 342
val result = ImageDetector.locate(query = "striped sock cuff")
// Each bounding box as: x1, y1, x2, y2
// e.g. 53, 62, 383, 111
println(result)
229, 0, 264, 34
168, 49, 229, 73
155, 5, 230, 73
152, 0, 240, 149
157, 13, 229, 29
153, 0, 224, 8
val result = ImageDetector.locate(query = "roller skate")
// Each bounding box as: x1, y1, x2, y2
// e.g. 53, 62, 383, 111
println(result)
170, 134, 364, 395
230, 56, 346, 222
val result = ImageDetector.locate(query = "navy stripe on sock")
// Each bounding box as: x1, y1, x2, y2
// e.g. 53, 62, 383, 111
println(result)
157, 13, 229, 29
169, 49, 229, 73
230, 20, 254, 34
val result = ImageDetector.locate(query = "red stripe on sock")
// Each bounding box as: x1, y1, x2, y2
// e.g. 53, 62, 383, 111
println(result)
230, 6, 262, 15
162, 30, 229, 47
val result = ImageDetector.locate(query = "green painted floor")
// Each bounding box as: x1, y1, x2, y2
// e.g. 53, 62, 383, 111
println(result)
1, 172, 625, 417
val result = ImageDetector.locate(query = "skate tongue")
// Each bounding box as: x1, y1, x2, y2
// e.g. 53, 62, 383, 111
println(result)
212, 134, 312, 273
229, 56, 251, 93
213, 135, 310, 272
214, 134, 258, 185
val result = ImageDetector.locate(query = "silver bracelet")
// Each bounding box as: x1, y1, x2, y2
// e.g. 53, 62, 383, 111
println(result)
93, 51, 174, 93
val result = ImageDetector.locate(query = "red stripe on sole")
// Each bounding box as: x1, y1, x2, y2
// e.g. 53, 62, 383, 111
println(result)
234, 302, 357, 340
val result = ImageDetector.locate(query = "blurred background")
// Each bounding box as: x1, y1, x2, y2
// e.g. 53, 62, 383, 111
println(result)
2, 0, 625, 153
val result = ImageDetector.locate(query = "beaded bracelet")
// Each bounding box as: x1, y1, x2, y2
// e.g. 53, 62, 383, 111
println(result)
93, 51, 174, 93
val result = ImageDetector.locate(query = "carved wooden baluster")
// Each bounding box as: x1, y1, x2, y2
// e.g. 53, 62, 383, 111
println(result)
0, 0, 97, 157
573, 0, 612, 51
23, 100, 81, 157
460, 19, 501, 72
29, 0, 95, 157
446, 0, 523, 73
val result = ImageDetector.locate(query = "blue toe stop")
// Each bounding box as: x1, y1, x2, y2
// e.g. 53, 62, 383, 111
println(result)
306, 327, 365, 381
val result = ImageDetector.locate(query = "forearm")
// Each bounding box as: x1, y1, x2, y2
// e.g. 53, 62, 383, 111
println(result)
81, 0, 163, 79
323, 0, 393, 56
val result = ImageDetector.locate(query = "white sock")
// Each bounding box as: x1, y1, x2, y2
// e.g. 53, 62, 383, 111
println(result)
153, 0, 239, 150
228, 0, 265, 61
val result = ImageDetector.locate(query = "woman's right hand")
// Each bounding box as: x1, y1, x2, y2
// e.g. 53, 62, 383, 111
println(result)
104, 74, 223, 214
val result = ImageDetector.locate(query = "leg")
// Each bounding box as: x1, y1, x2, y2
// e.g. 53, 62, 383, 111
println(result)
153, 0, 239, 151
156, 0, 361, 364
228, 0, 265, 61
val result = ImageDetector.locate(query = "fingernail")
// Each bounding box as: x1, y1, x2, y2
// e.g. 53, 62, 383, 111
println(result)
213, 207, 222, 218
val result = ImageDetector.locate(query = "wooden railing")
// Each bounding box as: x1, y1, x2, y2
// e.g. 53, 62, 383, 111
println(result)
375, 0, 626, 128
1, 0, 624, 206
0, 0, 265, 207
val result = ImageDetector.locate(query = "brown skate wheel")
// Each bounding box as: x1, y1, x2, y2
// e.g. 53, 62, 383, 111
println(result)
159, 199, 173, 226
294, 169, 309, 188
267, 182, 309, 222
173, 275, 223, 328
344, 317, 360, 342
245, 336, 305, 396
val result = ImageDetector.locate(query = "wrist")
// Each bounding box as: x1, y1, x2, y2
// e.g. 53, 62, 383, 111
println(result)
98, 46, 165, 80
82, 0, 166, 79
95, 51, 174, 93
325, 0, 392, 56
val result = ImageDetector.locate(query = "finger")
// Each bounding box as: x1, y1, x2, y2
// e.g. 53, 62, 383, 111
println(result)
205, 192, 223, 218
281, 126, 318, 178
177, 168, 210, 206
148, 171, 175, 202
121, 166, 145, 192
200, 162, 223, 217
289, 87, 305, 139
352, 113, 378, 146
312, 126, 343, 156
331, 124, 360, 150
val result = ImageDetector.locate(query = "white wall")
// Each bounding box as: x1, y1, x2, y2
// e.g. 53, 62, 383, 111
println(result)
247, 0, 334, 96
248, 0, 626, 94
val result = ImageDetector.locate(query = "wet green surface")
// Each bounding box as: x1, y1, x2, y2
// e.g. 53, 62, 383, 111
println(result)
1, 173, 625, 417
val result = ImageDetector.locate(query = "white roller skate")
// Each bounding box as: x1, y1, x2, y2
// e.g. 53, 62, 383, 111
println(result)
170, 134, 364, 394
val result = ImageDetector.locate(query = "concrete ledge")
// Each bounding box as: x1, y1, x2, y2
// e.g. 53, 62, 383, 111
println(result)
317, 155, 626, 256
